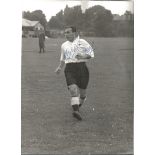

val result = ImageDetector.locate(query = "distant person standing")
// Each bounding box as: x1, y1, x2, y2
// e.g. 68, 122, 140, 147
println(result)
38, 29, 45, 53
55, 26, 94, 121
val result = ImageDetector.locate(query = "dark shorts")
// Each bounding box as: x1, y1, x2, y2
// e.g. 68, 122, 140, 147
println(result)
64, 62, 89, 89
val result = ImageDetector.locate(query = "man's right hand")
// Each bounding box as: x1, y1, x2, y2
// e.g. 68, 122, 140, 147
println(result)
55, 67, 61, 74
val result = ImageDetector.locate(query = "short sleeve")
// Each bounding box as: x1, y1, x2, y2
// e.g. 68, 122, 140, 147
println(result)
60, 45, 65, 61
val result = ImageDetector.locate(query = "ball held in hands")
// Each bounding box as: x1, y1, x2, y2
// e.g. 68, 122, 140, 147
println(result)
75, 53, 84, 59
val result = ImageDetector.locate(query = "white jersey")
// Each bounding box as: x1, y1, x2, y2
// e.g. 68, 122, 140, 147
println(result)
60, 36, 94, 64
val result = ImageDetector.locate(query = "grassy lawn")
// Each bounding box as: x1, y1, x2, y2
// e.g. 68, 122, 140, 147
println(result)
21, 37, 134, 154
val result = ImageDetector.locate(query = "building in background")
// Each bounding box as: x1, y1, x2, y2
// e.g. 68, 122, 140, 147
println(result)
22, 18, 44, 37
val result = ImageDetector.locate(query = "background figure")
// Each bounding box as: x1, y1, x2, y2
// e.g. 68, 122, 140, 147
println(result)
38, 30, 45, 53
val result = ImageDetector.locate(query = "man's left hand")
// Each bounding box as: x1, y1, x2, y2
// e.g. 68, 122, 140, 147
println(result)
75, 53, 84, 59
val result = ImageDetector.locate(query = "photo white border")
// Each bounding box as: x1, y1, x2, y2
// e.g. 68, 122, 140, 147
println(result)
134, 0, 155, 155
0, 0, 21, 155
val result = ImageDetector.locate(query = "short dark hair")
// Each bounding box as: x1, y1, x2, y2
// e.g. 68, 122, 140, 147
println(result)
65, 26, 77, 33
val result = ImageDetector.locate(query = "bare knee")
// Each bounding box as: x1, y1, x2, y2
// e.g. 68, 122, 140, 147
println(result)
68, 84, 79, 97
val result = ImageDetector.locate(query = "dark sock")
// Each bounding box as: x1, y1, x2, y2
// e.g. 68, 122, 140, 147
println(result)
72, 104, 79, 111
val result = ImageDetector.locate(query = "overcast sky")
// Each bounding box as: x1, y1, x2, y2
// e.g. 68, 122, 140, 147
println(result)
22, 0, 134, 21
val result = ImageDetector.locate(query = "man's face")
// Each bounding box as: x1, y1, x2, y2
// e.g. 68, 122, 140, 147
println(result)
64, 28, 75, 42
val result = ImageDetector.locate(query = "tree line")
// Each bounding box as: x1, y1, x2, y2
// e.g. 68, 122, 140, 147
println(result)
23, 5, 134, 37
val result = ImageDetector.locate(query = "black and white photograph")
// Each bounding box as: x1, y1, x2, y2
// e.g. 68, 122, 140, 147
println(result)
21, 0, 134, 154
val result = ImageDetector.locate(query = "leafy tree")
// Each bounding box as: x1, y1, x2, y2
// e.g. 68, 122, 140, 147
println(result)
84, 5, 113, 36
63, 5, 74, 26
48, 10, 65, 29
47, 4, 133, 37
71, 6, 84, 30
63, 5, 84, 29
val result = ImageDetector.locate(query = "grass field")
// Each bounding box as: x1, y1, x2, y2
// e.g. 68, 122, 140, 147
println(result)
21, 37, 134, 155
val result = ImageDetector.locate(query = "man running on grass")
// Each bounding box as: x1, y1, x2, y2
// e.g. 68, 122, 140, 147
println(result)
55, 26, 94, 120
